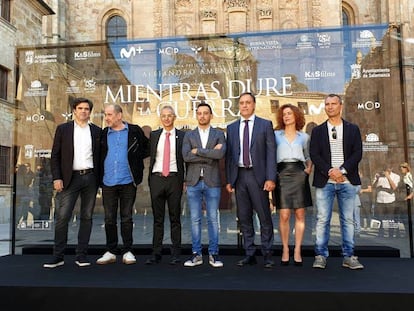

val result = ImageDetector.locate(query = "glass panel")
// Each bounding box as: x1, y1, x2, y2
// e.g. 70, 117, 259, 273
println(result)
14, 24, 413, 257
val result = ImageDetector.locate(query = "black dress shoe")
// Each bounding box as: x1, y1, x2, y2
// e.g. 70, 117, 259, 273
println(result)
169, 256, 181, 265
145, 255, 161, 265
294, 260, 303, 267
237, 256, 257, 267
280, 259, 290, 266
264, 255, 275, 269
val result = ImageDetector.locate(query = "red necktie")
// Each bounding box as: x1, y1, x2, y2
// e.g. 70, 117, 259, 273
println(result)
162, 132, 171, 177
243, 120, 251, 167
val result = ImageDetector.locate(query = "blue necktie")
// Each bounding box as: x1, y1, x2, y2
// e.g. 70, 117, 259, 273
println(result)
243, 120, 251, 167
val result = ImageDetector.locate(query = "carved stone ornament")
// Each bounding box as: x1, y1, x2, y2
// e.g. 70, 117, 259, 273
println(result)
258, 8, 272, 18
201, 10, 217, 20
176, 0, 193, 9
226, 0, 248, 9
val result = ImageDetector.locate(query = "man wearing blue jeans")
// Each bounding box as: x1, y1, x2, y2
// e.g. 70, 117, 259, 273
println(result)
310, 93, 364, 270
182, 102, 226, 267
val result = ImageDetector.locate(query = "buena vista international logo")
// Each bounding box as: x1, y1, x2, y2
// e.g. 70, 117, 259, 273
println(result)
190, 46, 203, 54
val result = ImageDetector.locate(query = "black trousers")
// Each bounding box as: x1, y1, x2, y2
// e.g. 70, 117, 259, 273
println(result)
102, 183, 137, 254
149, 174, 183, 256
54, 172, 97, 258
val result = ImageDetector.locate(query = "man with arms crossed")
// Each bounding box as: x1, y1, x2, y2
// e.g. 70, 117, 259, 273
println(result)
182, 102, 226, 267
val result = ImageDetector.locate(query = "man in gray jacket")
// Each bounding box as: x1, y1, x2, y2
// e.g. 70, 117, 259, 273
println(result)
182, 102, 226, 268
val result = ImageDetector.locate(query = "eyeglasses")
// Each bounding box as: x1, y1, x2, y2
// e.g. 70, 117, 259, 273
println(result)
331, 127, 337, 140
160, 114, 175, 119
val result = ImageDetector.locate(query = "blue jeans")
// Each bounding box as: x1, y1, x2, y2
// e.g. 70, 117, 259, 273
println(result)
314, 183, 358, 258
186, 180, 221, 255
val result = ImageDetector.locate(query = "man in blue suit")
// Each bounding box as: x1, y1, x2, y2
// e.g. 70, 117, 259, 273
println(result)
226, 92, 277, 268
310, 93, 364, 270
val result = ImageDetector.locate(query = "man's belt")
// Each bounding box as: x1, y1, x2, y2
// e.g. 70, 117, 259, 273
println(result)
152, 172, 178, 177
73, 168, 93, 175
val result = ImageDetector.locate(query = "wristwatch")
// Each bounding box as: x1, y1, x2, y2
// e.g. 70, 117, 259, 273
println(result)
339, 167, 347, 175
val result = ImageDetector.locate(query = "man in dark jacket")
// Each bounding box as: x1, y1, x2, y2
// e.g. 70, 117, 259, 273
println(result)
96, 104, 149, 265
145, 105, 185, 265
310, 93, 363, 270
44, 97, 101, 268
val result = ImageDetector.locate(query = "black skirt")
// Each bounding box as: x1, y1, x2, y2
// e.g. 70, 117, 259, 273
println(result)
274, 162, 313, 209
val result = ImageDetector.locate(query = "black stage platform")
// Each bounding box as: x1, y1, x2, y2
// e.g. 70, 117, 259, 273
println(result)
0, 252, 413, 311
20, 243, 402, 257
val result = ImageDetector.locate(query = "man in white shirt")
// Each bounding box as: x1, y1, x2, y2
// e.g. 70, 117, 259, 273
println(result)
182, 102, 226, 268
44, 98, 101, 268
146, 106, 185, 265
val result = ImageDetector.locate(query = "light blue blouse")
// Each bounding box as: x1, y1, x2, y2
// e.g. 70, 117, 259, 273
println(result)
274, 130, 310, 164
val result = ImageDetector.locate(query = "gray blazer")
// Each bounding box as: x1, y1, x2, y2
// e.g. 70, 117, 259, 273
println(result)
182, 127, 226, 187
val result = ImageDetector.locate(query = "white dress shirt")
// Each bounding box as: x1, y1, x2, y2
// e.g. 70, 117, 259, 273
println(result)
152, 128, 178, 173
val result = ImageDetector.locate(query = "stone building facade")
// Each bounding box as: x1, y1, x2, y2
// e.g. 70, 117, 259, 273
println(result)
39, 0, 414, 153
39, 1, 414, 41
40, 0, 414, 137
0, 0, 54, 223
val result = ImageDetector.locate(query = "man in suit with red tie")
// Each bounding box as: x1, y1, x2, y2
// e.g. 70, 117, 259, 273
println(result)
226, 92, 277, 268
146, 105, 185, 265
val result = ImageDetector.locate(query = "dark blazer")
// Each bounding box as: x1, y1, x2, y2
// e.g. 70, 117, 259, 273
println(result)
309, 119, 362, 188
51, 121, 101, 188
226, 116, 277, 187
182, 127, 226, 187
100, 123, 150, 186
148, 128, 185, 183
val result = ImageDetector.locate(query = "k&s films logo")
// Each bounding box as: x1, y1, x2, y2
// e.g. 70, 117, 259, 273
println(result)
74, 50, 101, 61
304, 70, 335, 80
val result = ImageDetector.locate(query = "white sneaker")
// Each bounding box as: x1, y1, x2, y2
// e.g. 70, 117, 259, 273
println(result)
96, 251, 116, 265
122, 251, 136, 265
209, 254, 223, 268
184, 253, 203, 267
